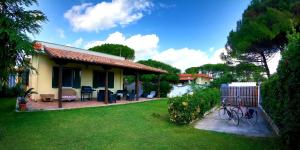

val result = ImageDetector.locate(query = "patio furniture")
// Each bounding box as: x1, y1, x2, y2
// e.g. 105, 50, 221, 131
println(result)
126, 90, 136, 101
116, 90, 127, 100
147, 91, 156, 98
40, 94, 54, 102
62, 88, 77, 101
97, 90, 117, 103
81, 86, 96, 101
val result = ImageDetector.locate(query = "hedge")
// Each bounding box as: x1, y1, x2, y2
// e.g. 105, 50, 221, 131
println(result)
262, 32, 300, 149
168, 88, 220, 124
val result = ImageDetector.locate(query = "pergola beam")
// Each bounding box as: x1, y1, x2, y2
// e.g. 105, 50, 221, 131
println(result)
104, 69, 109, 104
157, 74, 160, 98
58, 64, 63, 108
135, 72, 140, 101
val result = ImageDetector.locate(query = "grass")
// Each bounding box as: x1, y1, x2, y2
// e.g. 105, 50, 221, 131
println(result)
0, 98, 281, 150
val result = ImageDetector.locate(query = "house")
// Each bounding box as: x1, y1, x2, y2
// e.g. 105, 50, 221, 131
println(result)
178, 74, 213, 85
27, 41, 167, 107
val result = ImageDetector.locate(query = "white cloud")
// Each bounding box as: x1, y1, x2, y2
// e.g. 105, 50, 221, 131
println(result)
85, 31, 227, 72
67, 38, 84, 47
56, 28, 65, 38
64, 0, 153, 32
85, 32, 159, 60
153, 48, 226, 72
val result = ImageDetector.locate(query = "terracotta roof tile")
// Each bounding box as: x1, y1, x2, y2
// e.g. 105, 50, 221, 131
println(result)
178, 74, 212, 80
34, 42, 167, 74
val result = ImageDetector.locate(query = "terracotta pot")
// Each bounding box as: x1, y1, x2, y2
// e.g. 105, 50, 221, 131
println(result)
19, 103, 27, 111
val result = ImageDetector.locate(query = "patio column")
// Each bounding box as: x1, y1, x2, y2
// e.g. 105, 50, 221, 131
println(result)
58, 64, 63, 108
157, 74, 160, 98
104, 69, 109, 104
135, 72, 139, 101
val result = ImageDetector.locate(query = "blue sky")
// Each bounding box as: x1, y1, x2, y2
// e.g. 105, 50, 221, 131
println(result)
31, 0, 251, 72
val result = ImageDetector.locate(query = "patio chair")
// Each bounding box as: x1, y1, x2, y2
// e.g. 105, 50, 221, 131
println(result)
126, 90, 135, 101
116, 90, 125, 100
147, 91, 156, 99
80, 86, 96, 101
62, 88, 77, 101
97, 90, 116, 103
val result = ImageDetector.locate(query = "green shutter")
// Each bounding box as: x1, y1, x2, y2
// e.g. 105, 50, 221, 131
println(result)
93, 71, 97, 88
108, 72, 114, 88
99, 72, 105, 87
52, 67, 59, 88
72, 69, 81, 88
93, 71, 108, 88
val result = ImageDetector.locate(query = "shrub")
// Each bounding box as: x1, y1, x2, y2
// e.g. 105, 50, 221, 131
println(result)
168, 88, 220, 124
159, 81, 172, 97
262, 32, 300, 148
0, 83, 24, 97
261, 74, 284, 128
276, 32, 300, 148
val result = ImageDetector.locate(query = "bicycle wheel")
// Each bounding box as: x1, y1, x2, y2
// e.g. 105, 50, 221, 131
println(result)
218, 107, 229, 120
229, 109, 240, 126
232, 107, 243, 118
246, 109, 258, 126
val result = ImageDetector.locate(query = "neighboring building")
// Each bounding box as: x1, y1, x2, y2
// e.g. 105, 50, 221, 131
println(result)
28, 41, 167, 103
178, 74, 213, 85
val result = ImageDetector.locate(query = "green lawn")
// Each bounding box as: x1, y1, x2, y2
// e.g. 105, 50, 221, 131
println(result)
0, 98, 280, 150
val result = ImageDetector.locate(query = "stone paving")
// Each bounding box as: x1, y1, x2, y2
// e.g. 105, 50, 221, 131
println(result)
26, 98, 159, 111
194, 107, 275, 137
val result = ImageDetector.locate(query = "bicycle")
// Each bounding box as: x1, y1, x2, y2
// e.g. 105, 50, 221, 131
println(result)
232, 96, 258, 126
218, 98, 239, 126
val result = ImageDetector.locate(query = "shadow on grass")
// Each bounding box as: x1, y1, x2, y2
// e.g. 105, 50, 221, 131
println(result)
151, 113, 170, 122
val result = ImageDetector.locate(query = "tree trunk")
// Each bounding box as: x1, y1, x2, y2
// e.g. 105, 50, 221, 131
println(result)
260, 52, 271, 78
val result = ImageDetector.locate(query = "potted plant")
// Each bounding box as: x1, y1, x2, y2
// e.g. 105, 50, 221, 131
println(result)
17, 88, 38, 111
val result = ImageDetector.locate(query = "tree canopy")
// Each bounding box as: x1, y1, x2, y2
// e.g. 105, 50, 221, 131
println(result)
0, 0, 47, 86
136, 59, 180, 97
185, 63, 232, 78
185, 63, 265, 87
224, 0, 300, 77
89, 44, 135, 60
138, 59, 180, 74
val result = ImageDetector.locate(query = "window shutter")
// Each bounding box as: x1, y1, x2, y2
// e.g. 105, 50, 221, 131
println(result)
52, 67, 59, 88
72, 69, 81, 88
99, 72, 105, 87
93, 71, 97, 88
108, 72, 114, 88
93, 71, 107, 88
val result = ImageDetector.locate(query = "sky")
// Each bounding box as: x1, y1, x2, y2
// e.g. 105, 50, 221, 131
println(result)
30, 0, 280, 73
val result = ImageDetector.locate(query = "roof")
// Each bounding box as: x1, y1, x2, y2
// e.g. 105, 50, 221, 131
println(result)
34, 41, 167, 74
178, 74, 213, 81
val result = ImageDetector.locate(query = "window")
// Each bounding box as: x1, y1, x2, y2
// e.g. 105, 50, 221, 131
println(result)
62, 69, 72, 87
93, 70, 114, 88
52, 67, 81, 88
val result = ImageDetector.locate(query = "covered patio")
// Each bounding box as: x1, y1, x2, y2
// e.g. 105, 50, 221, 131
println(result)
27, 98, 160, 111
29, 41, 167, 110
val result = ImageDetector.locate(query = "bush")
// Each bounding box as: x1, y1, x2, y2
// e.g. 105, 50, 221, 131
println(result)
0, 83, 24, 97
142, 81, 172, 97
262, 32, 300, 148
261, 74, 284, 128
168, 88, 220, 124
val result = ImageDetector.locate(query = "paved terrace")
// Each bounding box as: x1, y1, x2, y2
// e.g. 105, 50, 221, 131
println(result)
26, 98, 159, 111
194, 107, 275, 137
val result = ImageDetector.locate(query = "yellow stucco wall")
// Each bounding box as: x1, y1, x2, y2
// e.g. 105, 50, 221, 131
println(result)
195, 77, 211, 85
29, 54, 123, 101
